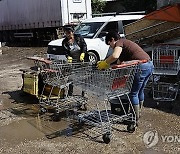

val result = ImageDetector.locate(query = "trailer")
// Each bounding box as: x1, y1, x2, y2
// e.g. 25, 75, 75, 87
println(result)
0, 0, 92, 42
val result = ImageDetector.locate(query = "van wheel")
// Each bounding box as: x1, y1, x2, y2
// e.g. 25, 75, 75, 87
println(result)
88, 51, 99, 63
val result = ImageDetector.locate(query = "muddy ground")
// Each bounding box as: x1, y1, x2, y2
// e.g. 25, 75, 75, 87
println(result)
0, 46, 180, 154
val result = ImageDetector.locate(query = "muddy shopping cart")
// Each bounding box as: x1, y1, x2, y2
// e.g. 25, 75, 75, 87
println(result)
37, 60, 91, 121
21, 56, 54, 97
71, 60, 142, 144
152, 44, 180, 104
26, 56, 89, 119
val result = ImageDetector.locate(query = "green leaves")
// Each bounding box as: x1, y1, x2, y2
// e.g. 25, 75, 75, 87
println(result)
91, 0, 106, 14
121, 0, 156, 12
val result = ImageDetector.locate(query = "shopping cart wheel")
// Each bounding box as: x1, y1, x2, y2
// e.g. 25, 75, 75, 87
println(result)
39, 106, 47, 115
155, 102, 160, 109
127, 123, 136, 133
51, 113, 61, 122
78, 119, 85, 128
81, 104, 87, 111
102, 132, 111, 144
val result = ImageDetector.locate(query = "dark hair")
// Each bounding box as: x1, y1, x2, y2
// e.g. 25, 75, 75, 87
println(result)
105, 31, 120, 45
63, 26, 74, 32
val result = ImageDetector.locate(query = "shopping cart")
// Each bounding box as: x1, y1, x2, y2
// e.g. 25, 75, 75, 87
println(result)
152, 44, 180, 103
152, 44, 180, 75
38, 60, 90, 121
20, 56, 53, 97
70, 60, 141, 144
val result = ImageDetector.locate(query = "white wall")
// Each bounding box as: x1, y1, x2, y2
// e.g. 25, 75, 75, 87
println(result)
61, 0, 92, 25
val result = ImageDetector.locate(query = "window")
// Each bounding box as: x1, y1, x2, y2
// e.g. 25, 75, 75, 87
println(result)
75, 22, 104, 38
102, 21, 119, 33
97, 21, 118, 38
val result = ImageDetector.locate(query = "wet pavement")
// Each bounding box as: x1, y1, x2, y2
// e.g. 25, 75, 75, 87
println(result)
0, 47, 180, 154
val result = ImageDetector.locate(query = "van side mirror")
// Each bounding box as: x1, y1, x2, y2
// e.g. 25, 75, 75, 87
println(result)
100, 36, 105, 41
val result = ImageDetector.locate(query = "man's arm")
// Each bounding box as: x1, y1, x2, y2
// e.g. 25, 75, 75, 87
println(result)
105, 46, 122, 64
81, 39, 87, 53
62, 38, 70, 57
78, 35, 87, 53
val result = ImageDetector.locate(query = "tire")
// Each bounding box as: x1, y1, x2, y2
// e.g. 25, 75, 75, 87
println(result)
102, 132, 111, 144
88, 51, 99, 63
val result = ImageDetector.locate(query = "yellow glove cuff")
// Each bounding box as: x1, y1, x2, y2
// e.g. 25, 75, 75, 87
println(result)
67, 56, 73, 63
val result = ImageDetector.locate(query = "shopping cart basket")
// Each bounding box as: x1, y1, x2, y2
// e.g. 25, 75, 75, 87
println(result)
70, 60, 141, 144
39, 60, 90, 121
20, 56, 53, 97
152, 44, 180, 76
152, 44, 180, 103
152, 81, 179, 102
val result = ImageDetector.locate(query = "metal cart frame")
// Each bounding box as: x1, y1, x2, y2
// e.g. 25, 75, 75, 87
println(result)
71, 60, 142, 143
152, 44, 180, 103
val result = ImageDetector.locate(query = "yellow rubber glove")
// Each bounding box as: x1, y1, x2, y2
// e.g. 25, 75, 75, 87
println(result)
67, 56, 73, 63
97, 60, 110, 70
80, 53, 85, 61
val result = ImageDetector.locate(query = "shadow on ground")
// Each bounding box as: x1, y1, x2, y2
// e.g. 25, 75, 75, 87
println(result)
144, 88, 180, 116
2, 90, 39, 117
2, 90, 38, 104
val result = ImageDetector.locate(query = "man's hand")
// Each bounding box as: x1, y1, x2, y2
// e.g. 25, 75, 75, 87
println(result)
80, 53, 85, 61
97, 60, 110, 70
67, 56, 73, 63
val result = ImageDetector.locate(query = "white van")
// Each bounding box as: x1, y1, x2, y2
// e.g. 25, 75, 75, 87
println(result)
47, 14, 144, 62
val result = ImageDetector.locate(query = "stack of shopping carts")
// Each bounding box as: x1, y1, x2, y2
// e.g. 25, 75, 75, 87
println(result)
26, 56, 145, 144
152, 44, 180, 105
70, 60, 141, 143
27, 56, 89, 121
39, 60, 90, 121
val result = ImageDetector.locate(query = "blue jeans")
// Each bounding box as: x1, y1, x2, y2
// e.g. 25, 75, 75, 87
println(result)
130, 61, 154, 105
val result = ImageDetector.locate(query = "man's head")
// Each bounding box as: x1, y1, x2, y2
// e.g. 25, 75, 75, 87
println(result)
63, 26, 74, 33
63, 26, 74, 39
105, 31, 120, 45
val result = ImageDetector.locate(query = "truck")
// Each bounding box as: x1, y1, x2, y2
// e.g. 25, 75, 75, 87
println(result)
47, 13, 144, 62
0, 0, 92, 43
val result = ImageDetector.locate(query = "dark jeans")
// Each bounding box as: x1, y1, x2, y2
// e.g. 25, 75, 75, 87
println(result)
129, 61, 154, 105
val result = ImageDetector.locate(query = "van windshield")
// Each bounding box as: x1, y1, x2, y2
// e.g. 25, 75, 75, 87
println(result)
74, 22, 104, 38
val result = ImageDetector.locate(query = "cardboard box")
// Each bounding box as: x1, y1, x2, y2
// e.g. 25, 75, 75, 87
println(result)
23, 71, 39, 96
22, 71, 65, 98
